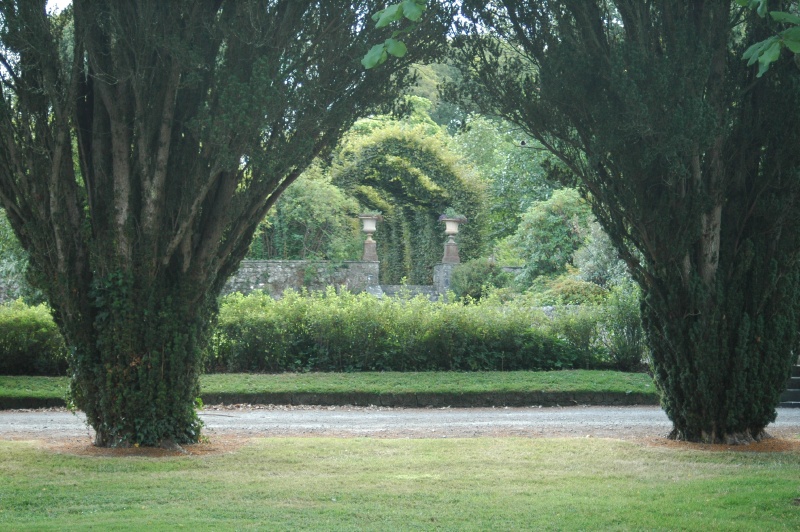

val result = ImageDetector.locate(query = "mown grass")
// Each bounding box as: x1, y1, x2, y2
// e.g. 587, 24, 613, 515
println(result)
0, 437, 797, 530
200, 370, 655, 395
0, 370, 655, 402
0, 375, 69, 399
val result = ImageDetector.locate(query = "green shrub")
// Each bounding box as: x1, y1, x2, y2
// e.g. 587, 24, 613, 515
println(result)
449, 258, 512, 301
0, 300, 68, 376
207, 288, 584, 372
528, 272, 608, 306
549, 305, 606, 368
600, 281, 648, 371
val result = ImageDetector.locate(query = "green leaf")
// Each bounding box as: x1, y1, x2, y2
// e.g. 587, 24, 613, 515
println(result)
736, 0, 768, 16
784, 37, 800, 54
361, 44, 388, 69
743, 39, 770, 65
757, 40, 782, 77
770, 11, 800, 25
401, 0, 426, 22
375, 4, 403, 29
385, 38, 408, 58
782, 26, 800, 42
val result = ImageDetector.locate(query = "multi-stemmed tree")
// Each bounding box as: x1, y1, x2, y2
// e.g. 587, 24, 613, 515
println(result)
456, 1, 800, 442
0, 0, 453, 446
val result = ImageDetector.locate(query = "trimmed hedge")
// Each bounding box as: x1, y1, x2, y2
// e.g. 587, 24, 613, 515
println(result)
0, 288, 647, 376
206, 288, 601, 373
0, 300, 68, 376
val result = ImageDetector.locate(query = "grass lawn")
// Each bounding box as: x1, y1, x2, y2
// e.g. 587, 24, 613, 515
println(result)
202, 369, 655, 395
0, 437, 797, 530
0, 370, 656, 404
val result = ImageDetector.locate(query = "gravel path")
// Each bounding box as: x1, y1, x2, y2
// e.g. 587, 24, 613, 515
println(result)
1, 406, 799, 441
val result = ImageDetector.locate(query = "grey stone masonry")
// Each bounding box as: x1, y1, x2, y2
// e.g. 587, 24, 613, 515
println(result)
433, 263, 457, 295
222, 260, 380, 297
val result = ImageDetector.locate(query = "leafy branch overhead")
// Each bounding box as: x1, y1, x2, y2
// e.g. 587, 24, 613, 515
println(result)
737, 0, 800, 76
362, 0, 427, 68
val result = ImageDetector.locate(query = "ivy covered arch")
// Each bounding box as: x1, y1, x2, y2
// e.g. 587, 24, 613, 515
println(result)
333, 123, 486, 284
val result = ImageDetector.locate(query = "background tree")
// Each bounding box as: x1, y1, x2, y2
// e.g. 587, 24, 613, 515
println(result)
0, 208, 40, 303
508, 188, 589, 286
451, 116, 554, 242
456, 1, 800, 442
247, 164, 362, 262
406, 62, 467, 133
0, 0, 453, 446
572, 220, 631, 290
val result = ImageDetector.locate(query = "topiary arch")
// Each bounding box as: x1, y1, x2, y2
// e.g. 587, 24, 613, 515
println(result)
333, 123, 486, 284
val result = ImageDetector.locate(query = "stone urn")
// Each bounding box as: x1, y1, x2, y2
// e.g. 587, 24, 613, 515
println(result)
358, 214, 382, 261
438, 214, 466, 264
442, 218, 463, 236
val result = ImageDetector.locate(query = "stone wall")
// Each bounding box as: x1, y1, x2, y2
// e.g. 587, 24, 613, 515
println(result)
433, 263, 457, 295
3, 259, 457, 302
222, 260, 380, 297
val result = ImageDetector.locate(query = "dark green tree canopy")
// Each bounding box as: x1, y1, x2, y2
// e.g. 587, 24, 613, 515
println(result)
456, 1, 800, 442
0, 0, 454, 446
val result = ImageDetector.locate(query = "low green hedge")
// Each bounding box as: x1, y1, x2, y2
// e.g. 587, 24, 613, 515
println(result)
0, 300, 68, 376
0, 285, 647, 376
206, 288, 601, 373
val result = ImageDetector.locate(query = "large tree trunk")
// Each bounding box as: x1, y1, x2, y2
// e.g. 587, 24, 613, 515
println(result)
0, 0, 453, 446
74, 277, 213, 446
643, 198, 800, 443
457, 1, 800, 442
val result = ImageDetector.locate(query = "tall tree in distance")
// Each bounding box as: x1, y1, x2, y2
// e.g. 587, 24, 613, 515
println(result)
0, 0, 453, 446
456, 1, 800, 442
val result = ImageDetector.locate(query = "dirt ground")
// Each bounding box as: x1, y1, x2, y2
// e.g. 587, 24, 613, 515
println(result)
2, 404, 797, 458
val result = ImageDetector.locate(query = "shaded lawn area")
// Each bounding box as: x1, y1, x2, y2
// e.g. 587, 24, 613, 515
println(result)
0, 370, 655, 401
0, 437, 797, 530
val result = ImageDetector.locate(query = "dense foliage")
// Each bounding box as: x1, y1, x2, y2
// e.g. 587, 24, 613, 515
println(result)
0, 301, 67, 376
0, 209, 28, 302
247, 165, 362, 262
0, 290, 647, 376
207, 289, 646, 374
449, 257, 511, 301
456, 1, 800, 442
510, 188, 591, 286
451, 116, 554, 241
572, 220, 631, 289
0, 0, 454, 446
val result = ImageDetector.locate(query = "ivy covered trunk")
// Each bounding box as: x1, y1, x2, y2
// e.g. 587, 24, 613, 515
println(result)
0, 0, 452, 446
69, 274, 213, 446
458, 2, 800, 442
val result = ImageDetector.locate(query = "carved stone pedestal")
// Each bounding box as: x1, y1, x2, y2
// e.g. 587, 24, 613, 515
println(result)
442, 235, 460, 264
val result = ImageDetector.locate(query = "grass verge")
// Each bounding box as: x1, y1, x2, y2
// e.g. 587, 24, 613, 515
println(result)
201, 370, 654, 395
0, 437, 798, 529
0, 371, 657, 409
